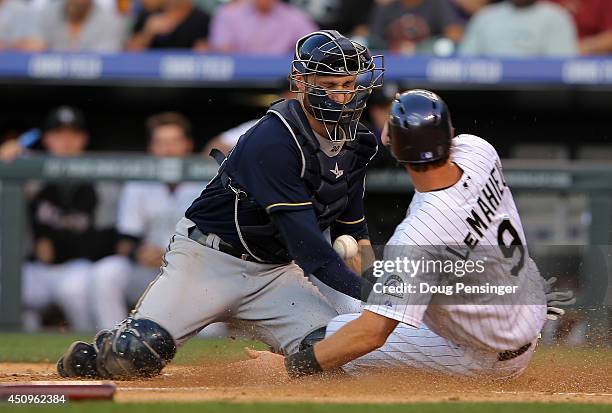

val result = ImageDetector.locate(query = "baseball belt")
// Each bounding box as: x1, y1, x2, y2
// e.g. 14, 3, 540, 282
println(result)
187, 226, 256, 262
497, 343, 532, 362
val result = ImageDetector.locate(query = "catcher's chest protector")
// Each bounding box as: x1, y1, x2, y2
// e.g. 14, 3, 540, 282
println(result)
267, 99, 377, 229
212, 99, 377, 263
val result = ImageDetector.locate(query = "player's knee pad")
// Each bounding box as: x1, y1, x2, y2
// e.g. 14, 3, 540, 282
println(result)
95, 318, 177, 379
299, 326, 327, 351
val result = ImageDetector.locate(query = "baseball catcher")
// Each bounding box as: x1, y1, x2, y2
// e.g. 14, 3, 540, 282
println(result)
57, 30, 384, 379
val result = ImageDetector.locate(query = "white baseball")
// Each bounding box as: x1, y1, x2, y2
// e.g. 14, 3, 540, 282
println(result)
333, 235, 359, 260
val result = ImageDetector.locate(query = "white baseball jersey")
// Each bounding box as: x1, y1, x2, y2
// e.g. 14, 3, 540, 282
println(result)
92, 182, 205, 329
365, 134, 547, 353
117, 182, 203, 248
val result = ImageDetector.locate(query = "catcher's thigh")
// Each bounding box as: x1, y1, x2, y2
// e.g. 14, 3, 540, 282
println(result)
233, 261, 338, 355
309, 274, 362, 315
131, 231, 249, 344
133, 218, 337, 354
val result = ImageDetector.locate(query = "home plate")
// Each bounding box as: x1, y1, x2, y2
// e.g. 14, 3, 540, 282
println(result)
0, 381, 116, 401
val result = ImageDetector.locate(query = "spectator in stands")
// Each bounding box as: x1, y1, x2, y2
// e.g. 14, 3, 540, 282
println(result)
126, 0, 210, 50
0, 0, 37, 50
209, 0, 317, 54
459, 0, 578, 56
451, 0, 500, 20
91, 112, 202, 330
546, 0, 612, 55
22, 106, 118, 331
23, 0, 126, 51
286, 0, 373, 38
196, 0, 231, 15
368, 0, 463, 54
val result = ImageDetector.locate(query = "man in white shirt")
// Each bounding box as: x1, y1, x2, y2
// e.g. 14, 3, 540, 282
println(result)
92, 112, 202, 329
0, 0, 36, 49
26, 0, 125, 51
460, 0, 577, 56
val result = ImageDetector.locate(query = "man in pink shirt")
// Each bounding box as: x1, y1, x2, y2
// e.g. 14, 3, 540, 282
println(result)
209, 0, 317, 54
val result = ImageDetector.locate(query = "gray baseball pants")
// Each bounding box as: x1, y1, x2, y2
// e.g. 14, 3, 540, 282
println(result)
133, 217, 338, 355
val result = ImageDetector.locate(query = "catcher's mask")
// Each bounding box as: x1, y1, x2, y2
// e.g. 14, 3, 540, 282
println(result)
290, 30, 384, 142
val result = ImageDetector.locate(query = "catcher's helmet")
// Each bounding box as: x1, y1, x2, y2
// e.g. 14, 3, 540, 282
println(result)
290, 30, 384, 141
387, 89, 453, 164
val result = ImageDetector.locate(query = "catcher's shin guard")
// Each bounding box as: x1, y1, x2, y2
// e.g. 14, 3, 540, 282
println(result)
95, 318, 176, 379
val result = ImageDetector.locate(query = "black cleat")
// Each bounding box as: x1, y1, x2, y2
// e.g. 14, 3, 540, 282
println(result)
56, 356, 68, 378
58, 341, 100, 378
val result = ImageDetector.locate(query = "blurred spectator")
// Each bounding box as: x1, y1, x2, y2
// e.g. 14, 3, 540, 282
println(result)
364, 83, 401, 169
451, 0, 500, 20
547, 0, 612, 55
22, 107, 118, 331
209, 0, 317, 54
196, 0, 230, 15
459, 0, 577, 56
91, 112, 202, 329
287, 0, 373, 37
127, 0, 210, 50
366, 85, 396, 143
368, 0, 463, 54
0, 0, 37, 50
202, 89, 294, 156
203, 118, 258, 157
0, 134, 23, 162
22, 0, 126, 52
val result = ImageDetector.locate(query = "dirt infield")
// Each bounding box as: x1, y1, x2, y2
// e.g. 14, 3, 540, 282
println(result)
1, 347, 611, 404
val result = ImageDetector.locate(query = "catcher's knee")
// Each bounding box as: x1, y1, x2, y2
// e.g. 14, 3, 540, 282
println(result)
95, 318, 177, 378
299, 326, 327, 351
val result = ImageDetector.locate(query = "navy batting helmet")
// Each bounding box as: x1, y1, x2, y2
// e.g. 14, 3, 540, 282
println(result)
387, 89, 453, 164
291, 30, 384, 141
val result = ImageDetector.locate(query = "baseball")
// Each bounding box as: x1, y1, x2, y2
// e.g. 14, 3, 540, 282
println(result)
333, 235, 359, 260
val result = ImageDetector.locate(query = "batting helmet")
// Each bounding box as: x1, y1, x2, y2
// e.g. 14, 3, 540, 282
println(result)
387, 89, 453, 164
290, 30, 384, 141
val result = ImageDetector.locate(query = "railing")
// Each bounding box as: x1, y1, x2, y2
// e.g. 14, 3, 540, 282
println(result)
1, 155, 611, 329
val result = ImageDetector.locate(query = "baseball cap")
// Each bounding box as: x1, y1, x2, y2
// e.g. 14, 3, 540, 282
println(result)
44, 106, 87, 132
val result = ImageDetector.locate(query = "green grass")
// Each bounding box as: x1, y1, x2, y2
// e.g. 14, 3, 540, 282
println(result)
4, 333, 606, 365
0, 333, 264, 364
0, 402, 610, 413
